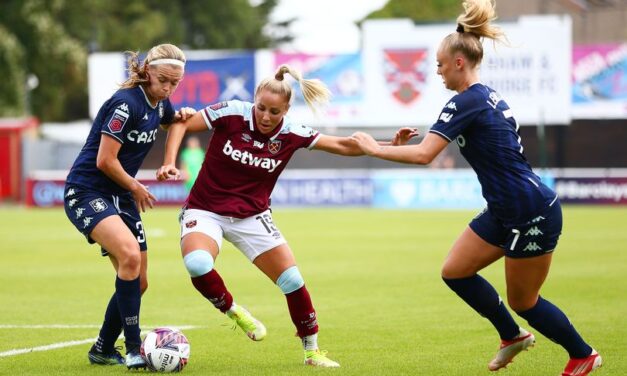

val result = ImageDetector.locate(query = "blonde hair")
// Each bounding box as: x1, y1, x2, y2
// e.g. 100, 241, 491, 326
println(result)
255, 64, 331, 114
441, 0, 506, 68
120, 43, 186, 89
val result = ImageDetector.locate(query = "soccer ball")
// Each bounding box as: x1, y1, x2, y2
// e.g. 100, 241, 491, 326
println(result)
141, 327, 190, 372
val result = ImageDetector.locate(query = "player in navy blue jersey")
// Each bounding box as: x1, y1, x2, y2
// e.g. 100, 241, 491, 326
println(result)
352, 1, 601, 375
155, 64, 416, 368
64, 43, 194, 369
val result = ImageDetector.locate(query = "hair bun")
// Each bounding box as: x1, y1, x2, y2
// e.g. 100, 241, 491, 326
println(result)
456, 23, 465, 33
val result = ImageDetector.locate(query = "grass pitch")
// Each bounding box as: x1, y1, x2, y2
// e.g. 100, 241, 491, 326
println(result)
1, 205, 625, 375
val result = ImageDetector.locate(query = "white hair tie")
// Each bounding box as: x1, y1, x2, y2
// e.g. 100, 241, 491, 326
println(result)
148, 58, 185, 67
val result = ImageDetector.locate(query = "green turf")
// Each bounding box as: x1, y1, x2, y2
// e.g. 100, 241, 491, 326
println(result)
1, 206, 625, 375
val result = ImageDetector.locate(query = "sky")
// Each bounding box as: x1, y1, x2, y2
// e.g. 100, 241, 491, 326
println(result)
267, 0, 390, 53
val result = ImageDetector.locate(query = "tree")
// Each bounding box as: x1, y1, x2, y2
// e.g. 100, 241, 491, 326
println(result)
362, 0, 460, 23
0, 0, 288, 121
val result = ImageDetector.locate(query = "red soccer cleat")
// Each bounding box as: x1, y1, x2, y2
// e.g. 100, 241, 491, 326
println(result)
561, 350, 602, 376
488, 328, 535, 371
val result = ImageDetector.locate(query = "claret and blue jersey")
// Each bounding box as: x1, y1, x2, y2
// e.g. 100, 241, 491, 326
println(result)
66, 86, 175, 195
430, 83, 556, 226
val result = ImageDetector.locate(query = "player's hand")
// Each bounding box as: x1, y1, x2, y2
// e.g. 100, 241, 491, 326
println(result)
156, 164, 180, 181
130, 181, 157, 213
350, 132, 380, 156
174, 107, 196, 122
391, 127, 419, 146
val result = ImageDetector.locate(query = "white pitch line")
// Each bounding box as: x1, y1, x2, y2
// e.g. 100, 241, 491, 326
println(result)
0, 324, 201, 330
0, 325, 203, 358
0, 338, 97, 357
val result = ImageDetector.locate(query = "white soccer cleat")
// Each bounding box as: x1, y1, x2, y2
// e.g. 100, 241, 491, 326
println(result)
488, 328, 535, 371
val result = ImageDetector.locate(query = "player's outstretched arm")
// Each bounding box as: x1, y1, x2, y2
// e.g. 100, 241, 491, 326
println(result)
157, 111, 206, 181
351, 131, 448, 165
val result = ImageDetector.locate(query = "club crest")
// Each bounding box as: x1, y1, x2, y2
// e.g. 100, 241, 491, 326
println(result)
268, 140, 282, 154
383, 48, 429, 105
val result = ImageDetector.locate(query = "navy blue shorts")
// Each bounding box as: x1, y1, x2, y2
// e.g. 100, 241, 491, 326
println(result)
64, 185, 148, 256
469, 200, 562, 258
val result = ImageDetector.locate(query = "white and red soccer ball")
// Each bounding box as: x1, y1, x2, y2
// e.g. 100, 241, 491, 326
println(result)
141, 327, 190, 372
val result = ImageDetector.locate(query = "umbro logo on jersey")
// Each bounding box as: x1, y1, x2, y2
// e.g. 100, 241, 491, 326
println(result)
241, 133, 252, 143
223, 140, 282, 173
523, 242, 542, 252
525, 226, 543, 236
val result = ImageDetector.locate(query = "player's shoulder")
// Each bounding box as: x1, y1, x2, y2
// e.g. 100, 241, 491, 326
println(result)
108, 87, 144, 113
280, 116, 317, 138
207, 100, 252, 117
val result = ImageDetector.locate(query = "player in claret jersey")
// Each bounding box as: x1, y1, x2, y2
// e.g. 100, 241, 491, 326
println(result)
64, 44, 195, 369
351, 1, 601, 375
156, 64, 416, 367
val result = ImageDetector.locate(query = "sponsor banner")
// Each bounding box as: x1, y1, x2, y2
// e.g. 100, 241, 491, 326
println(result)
555, 177, 627, 204
272, 52, 364, 126
169, 53, 256, 110
371, 170, 485, 209
362, 16, 572, 126
572, 43, 627, 119
272, 177, 372, 206
89, 52, 256, 119
26, 179, 188, 207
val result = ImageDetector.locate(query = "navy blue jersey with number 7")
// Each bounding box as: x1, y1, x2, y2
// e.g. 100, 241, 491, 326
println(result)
429, 83, 556, 227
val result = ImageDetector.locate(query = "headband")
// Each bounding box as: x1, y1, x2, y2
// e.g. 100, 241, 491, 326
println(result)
148, 58, 185, 67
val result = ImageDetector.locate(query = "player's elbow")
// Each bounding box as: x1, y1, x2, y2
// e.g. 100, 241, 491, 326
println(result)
96, 156, 113, 172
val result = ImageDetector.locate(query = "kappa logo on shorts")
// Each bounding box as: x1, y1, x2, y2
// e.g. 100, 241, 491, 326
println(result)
185, 220, 197, 229
89, 198, 108, 212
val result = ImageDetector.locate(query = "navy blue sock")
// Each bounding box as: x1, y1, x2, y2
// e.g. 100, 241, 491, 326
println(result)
443, 275, 519, 340
95, 292, 123, 353
115, 276, 141, 352
517, 296, 592, 358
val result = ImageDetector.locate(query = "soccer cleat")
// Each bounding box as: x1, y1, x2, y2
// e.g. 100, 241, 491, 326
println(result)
226, 304, 267, 341
488, 328, 535, 371
561, 350, 602, 376
87, 345, 125, 365
304, 349, 340, 368
125, 349, 147, 369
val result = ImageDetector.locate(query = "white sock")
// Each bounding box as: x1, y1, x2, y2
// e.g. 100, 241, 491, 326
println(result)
302, 334, 318, 351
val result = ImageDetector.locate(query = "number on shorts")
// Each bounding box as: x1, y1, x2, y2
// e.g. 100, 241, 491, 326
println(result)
255, 214, 277, 234
510, 228, 521, 251
136, 221, 146, 243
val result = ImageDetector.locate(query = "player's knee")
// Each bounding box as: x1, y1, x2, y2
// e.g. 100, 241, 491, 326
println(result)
183, 250, 214, 277
276, 266, 305, 294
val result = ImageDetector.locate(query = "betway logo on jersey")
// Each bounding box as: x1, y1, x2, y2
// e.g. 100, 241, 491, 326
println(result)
223, 140, 282, 173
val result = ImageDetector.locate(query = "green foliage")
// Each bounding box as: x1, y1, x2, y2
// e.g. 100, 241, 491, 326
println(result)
1, 206, 626, 375
364, 0, 461, 23
0, 25, 25, 117
0, 0, 286, 121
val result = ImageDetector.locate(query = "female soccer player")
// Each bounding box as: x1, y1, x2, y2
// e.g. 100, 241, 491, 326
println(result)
350, 1, 602, 375
64, 44, 194, 369
156, 64, 415, 367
